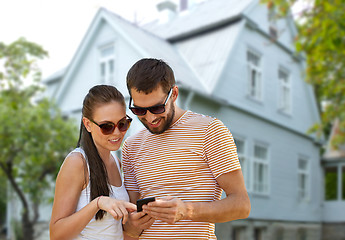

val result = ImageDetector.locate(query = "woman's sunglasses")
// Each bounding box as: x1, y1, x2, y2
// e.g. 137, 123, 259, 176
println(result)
129, 88, 172, 116
90, 115, 132, 135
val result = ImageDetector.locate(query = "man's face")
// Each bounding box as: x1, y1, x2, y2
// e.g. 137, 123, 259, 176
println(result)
130, 86, 175, 134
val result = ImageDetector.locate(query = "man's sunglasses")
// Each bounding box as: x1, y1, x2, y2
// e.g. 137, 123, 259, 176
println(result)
90, 115, 132, 135
129, 88, 172, 116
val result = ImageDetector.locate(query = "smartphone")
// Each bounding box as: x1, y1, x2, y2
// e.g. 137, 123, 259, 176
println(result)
136, 197, 156, 212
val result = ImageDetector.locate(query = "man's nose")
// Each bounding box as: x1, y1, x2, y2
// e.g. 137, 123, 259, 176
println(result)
145, 111, 158, 123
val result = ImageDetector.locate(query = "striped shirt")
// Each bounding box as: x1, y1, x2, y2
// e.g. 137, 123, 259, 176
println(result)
122, 111, 240, 239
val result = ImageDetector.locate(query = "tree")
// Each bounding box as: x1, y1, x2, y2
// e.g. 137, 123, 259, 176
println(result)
0, 38, 78, 240
261, 0, 345, 146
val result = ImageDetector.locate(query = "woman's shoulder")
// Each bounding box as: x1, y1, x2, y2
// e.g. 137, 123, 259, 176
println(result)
56, 149, 88, 190
60, 149, 87, 176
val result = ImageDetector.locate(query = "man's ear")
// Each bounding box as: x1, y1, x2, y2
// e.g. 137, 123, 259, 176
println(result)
172, 85, 179, 102
82, 117, 92, 133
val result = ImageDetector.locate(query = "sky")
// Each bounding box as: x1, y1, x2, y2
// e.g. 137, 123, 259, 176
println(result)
0, 0, 161, 79
0, 0, 306, 80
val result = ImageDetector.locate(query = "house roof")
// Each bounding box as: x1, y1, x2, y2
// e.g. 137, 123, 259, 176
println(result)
323, 119, 345, 161
53, 7, 208, 103
42, 67, 66, 84
143, 0, 254, 40
103, 9, 205, 92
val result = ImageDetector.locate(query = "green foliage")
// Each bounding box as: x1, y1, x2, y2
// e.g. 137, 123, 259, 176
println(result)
0, 38, 78, 237
261, 0, 345, 147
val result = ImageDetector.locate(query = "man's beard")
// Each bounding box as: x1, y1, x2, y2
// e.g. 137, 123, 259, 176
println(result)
141, 102, 175, 134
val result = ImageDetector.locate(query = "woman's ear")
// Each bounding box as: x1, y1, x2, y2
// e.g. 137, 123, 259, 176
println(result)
82, 117, 92, 133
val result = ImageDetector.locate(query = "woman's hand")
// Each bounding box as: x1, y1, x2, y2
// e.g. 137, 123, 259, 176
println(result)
98, 196, 137, 224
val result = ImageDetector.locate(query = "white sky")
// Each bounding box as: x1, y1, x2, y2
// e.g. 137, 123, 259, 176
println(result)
0, 0, 161, 78
0, 0, 306, 79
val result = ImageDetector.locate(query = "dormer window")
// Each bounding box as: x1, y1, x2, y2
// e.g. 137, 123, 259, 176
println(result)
268, 4, 278, 40
278, 68, 291, 113
269, 26, 278, 39
247, 50, 262, 101
99, 44, 115, 84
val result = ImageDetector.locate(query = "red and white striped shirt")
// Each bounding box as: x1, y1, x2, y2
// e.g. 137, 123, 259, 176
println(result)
122, 111, 240, 239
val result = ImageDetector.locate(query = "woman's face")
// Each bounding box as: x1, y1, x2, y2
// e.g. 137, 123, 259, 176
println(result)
83, 101, 128, 154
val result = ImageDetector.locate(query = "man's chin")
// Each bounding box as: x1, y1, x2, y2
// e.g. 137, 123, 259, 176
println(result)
142, 122, 167, 134
147, 126, 165, 134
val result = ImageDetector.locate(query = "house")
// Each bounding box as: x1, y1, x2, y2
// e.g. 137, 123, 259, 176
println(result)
321, 119, 345, 240
37, 0, 336, 239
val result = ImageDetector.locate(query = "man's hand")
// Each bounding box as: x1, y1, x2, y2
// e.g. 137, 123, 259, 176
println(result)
143, 196, 191, 224
123, 211, 155, 238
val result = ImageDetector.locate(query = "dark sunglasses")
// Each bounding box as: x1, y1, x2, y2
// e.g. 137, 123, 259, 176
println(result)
129, 88, 173, 116
90, 115, 132, 135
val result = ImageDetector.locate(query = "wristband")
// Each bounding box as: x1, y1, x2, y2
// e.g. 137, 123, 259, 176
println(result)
97, 196, 102, 209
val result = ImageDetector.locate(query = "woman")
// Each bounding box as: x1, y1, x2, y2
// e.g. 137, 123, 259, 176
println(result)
50, 85, 136, 240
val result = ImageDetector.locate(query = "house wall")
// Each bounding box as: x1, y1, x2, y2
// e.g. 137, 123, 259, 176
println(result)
214, 24, 319, 138
322, 222, 345, 240
58, 20, 142, 116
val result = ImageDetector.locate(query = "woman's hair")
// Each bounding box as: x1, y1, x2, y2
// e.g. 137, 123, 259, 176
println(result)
77, 85, 125, 220
126, 58, 175, 95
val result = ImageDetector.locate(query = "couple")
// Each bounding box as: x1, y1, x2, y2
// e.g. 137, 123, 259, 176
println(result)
49, 58, 251, 240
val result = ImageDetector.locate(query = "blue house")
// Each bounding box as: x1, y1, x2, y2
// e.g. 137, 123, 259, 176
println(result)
39, 0, 343, 239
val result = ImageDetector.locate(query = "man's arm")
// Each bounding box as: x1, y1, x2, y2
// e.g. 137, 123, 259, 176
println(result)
143, 169, 250, 224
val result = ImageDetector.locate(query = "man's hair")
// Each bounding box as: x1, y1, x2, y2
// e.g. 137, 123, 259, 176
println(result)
126, 58, 175, 94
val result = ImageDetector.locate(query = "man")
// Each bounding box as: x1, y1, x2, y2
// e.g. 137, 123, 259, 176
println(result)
122, 58, 250, 239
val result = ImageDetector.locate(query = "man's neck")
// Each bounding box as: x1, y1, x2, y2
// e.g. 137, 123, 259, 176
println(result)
172, 106, 187, 125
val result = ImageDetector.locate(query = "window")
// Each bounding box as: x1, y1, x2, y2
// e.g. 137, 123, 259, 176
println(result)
275, 228, 284, 240
298, 157, 309, 201
325, 166, 338, 200
99, 45, 115, 84
268, 4, 278, 40
235, 138, 249, 189
253, 144, 269, 194
278, 68, 291, 113
247, 50, 262, 100
254, 227, 266, 240
297, 229, 307, 240
233, 227, 246, 240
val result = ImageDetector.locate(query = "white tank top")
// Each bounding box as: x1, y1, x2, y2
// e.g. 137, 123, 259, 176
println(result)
70, 148, 129, 240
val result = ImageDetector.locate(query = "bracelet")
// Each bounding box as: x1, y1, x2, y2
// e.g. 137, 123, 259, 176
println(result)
96, 196, 102, 209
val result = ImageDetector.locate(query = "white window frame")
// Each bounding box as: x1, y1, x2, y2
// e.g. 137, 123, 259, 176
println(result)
247, 50, 262, 101
278, 68, 291, 113
252, 142, 269, 195
99, 44, 115, 84
235, 137, 250, 191
298, 156, 310, 201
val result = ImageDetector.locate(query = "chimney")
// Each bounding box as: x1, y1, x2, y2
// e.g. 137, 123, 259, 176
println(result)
157, 0, 177, 24
180, 0, 188, 11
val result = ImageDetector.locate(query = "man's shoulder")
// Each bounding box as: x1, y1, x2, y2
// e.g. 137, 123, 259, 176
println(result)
186, 111, 217, 126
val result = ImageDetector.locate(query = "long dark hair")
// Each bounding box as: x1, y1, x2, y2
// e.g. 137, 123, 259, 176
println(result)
77, 85, 125, 220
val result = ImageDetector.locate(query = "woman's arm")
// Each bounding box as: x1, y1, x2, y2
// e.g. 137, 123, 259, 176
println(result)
49, 153, 97, 240
49, 153, 136, 240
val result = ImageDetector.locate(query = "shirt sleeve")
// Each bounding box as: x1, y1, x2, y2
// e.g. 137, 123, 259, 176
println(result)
122, 139, 140, 192
203, 119, 241, 179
